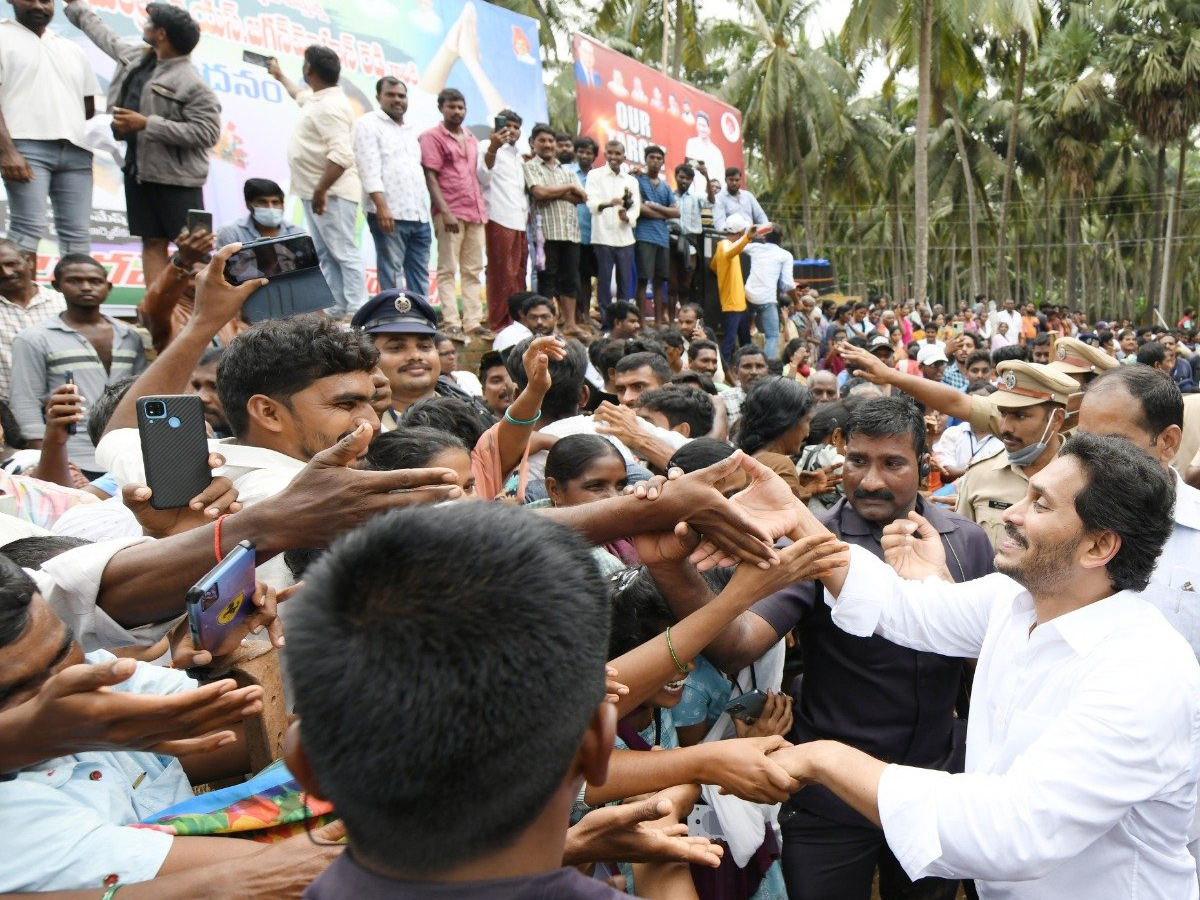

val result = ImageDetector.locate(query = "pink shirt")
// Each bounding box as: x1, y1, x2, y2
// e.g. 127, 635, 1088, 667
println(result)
418, 122, 487, 223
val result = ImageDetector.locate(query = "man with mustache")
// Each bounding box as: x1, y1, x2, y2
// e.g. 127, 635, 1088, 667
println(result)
649, 397, 993, 900
838, 342, 1079, 549
351, 289, 494, 430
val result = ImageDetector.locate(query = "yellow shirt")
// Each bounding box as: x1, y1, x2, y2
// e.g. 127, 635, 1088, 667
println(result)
710, 232, 752, 313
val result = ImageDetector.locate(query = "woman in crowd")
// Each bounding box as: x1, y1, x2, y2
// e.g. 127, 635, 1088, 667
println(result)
735, 378, 814, 500
365, 426, 476, 497
544, 434, 638, 568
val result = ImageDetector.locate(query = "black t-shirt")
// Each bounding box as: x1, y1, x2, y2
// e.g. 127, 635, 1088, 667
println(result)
304, 853, 626, 900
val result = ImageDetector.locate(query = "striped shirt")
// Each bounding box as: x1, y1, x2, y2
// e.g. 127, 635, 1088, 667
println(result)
9, 314, 147, 472
0, 286, 65, 401
524, 156, 581, 243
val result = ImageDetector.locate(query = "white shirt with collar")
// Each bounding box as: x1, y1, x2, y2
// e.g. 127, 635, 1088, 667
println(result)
476, 141, 528, 232
829, 546, 1200, 900
0, 650, 194, 892
351, 109, 429, 222
585, 166, 640, 247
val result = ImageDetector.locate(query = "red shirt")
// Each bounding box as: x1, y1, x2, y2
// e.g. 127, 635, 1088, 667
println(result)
418, 122, 487, 223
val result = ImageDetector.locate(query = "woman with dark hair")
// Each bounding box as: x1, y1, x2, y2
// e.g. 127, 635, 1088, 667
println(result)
365, 427, 475, 496
544, 434, 637, 567
736, 377, 813, 500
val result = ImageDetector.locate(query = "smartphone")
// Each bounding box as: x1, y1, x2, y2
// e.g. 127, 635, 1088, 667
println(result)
136, 395, 211, 510
187, 208, 213, 234
952, 321, 964, 334
186, 540, 256, 655
687, 804, 726, 840
243, 49, 272, 67
224, 233, 320, 285
723, 689, 769, 723
63, 371, 77, 437
494, 114, 507, 131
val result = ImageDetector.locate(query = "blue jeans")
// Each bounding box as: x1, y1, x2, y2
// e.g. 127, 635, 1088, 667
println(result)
594, 243, 635, 328
6, 140, 93, 253
752, 301, 780, 359
303, 195, 367, 317
721, 310, 751, 363
367, 214, 432, 296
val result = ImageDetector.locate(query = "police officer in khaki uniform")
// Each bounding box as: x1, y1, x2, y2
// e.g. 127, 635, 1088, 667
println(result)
1048, 336, 1119, 382
955, 360, 1078, 547
1046, 336, 1119, 430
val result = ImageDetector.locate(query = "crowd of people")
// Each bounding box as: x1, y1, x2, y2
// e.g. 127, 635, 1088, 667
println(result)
3, 2, 1200, 900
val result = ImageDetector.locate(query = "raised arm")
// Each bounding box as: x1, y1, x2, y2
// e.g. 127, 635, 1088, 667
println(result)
839, 340, 976, 422
609, 534, 847, 718
89, 424, 462, 627
63, 0, 136, 64
137, 229, 215, 353
105, 245, 265, 436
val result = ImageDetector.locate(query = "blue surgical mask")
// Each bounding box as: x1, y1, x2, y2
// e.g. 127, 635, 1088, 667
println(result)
1007, 410, 1060, 467
252, 207, 284, 229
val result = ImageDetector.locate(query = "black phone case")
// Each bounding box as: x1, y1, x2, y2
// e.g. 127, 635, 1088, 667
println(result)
136, 395, 211, 510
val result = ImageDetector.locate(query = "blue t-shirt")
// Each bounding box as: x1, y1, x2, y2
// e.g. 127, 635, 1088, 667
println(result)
633, 174, 675, 247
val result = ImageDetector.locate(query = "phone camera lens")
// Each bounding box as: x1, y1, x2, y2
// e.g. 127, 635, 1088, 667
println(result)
145, 401, 167, 418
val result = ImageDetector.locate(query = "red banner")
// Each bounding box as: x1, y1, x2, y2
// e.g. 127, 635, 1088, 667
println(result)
572, 33, 744, 189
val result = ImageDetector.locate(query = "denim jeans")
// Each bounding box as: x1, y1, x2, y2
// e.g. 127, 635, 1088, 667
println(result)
303, 195, 367, 317
367, 214, 432, 297
6, 140, 93, 253
752, 301, 780, 359
594, 243, 635, 328
721, 310, 751, 363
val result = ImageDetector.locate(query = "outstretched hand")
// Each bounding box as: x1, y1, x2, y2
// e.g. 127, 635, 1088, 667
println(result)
564, 794, 724, 868
255, 422, 463, 549
2, 656, 265, 770
689, 453, 806, 570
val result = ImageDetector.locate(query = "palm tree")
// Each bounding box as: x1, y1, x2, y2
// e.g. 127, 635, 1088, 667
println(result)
1026, 11, 1116, 306
1106, 0, 1200, 317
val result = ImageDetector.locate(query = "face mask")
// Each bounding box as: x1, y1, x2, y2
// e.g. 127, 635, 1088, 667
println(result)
1007, 411, 1060, 467
252, 207, 284, 229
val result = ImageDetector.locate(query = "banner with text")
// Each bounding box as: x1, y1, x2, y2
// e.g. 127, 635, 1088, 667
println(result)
571, 33, 743, 190
17, 0, 548, 299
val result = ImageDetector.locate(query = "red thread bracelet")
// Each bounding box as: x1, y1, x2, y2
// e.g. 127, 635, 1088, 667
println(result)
213, 514, 230, 562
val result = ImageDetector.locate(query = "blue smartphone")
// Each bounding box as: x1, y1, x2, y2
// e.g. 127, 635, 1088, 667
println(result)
186, 540, 256, 655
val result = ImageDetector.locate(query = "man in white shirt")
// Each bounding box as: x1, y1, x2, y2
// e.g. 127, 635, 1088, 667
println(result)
991, 298, 1022, 341
477, 109, 527, 333
766, 432, 1200, 900
0, 0, 100, 256
272, 46, 365, 318
742, 230, 797, 360
586, 139, 640, 331
353, 76, 431, 298
711, 167, 769, 232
